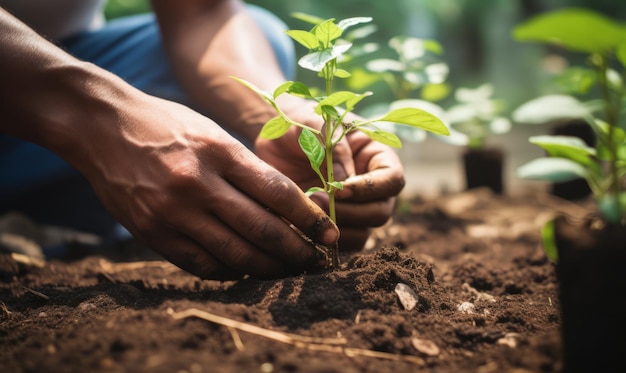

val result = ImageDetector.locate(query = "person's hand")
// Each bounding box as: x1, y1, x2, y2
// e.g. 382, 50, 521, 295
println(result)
75, 95, 339, 280
254, 102, 405, 251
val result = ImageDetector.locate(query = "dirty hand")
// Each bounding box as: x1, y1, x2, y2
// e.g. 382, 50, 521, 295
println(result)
78, 96, 338, 280
254, 105, 405, 251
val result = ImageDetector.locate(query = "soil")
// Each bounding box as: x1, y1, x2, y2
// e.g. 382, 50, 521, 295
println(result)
0, 187, 593, 373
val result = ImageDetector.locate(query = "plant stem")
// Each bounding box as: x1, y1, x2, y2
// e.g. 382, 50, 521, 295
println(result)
324, 60, 340, 269
597, 54, 623, 218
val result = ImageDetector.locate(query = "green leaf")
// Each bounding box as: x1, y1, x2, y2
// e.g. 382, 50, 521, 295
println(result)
592, 119, 626, 160
334, 69, 351, 78
285, 30, 320, 50
517, 157, 588, 182
311, 19, 342, 48
298, 43, 352, 72
327, 181, 344, 190
376, 108, 449, 136
618, 42, 626, 68
529, 135, 596, 166
358, 127, 403, 148
304, 186, 324, 197
291, 12, 326, 26
598, 194, 624, 224
512, 95, 590, 124
286, 81, 314, 98
421, 83, 451, 102
315, 91, 360, 114
319, 105, 340, 119
298, 129, 325, 170
230, 76, 274, 104
540, 219, 558, 262
553, 67, 597, 94
337, 17, 372, 30
273, 81, 294, 99
513, 7, 626, 53
260, 116, 290, 140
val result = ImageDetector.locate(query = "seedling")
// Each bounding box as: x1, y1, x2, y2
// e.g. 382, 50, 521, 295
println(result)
232, 16, 449, 268
513, 8, 626, 260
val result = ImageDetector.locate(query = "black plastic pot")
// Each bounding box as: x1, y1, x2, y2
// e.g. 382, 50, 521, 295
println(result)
554, 214, 626, 372
462, 146, 504, 195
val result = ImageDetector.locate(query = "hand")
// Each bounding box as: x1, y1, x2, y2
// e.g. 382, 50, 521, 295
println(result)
254, 103, 405, 251
77, 96, 339, 280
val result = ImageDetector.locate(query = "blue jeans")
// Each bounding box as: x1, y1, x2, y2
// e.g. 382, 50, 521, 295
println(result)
0, 6, 295, 253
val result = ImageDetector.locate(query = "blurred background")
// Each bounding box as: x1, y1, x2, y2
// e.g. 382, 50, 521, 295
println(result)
105, 0, 626, 198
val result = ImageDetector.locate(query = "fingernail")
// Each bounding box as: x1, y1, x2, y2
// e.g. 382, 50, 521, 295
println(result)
321, 225, 339, 246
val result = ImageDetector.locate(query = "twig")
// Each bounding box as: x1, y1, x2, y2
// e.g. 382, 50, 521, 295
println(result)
169, 308, 425, 366
98, 259, 180, 274
22, 286, 49, 300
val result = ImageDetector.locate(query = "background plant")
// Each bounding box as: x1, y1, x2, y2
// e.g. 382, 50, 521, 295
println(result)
512, 8, 626, 259
233, 16, 449, 268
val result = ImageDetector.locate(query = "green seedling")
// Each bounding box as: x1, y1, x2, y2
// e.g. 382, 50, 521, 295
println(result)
513, 8, 626, 259
232, 16, 449, 268
441, 84, 511, 149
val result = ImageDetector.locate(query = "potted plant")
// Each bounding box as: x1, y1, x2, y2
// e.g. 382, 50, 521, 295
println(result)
347, 35, 511, 195
513, 8, 626, 372
233, 16, 449, 269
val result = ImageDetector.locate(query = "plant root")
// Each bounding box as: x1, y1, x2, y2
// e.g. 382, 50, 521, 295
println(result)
169, 308, 424, 366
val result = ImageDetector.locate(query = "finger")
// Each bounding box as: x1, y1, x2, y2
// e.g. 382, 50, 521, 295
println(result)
336, 167, 405, 202
309, 193, 395, 228
191, 178, 327, 272
172, 209, 307, 278
338, 227, 372, 252
142, 228, 244, 281
226, 150, 339, 247
330, 136, 355, 182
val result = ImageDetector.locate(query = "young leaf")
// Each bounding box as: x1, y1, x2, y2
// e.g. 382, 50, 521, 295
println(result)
517, 157, 588, 182
334, 69, 352, 78
312, 19, 343, 48
337, 17, 372, 31
298, 129, 325, 171
513, 7, 626, 53
291, 12, 326, 26
376, 108, 449, 136
512, 95, 590, 124
540, 219, 558, 262
529, 135, 597, 166
230, 76, 275, 104
285, 30, 320, 50
304, 186, 325, 197
260, 116, 290, 140
286, 81, 314, 98
598, 194, 624, 224
358, 127, 403, 148
316, 91, 359, 113
273, 81, 295, 99
327, 181, 344, 190
298, 44, 352, 72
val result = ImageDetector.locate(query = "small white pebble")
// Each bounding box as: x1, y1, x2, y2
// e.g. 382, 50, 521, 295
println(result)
395, 283, 419, 311
457, 302, 475, 314
260, 362, 274, 373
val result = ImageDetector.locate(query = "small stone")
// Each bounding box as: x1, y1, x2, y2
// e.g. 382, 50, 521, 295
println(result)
457, 301, 475, 314
412, 337, 440, 356
395, 283, 418, 311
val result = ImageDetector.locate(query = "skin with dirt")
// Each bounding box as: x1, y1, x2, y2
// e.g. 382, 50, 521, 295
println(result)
1, 187, 587, 372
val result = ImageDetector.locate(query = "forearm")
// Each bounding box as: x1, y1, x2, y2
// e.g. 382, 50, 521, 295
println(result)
0, 8, 144, 174
151, 0, 300, 144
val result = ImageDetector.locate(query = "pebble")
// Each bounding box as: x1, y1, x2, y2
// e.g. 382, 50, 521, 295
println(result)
395, 283, 419, 311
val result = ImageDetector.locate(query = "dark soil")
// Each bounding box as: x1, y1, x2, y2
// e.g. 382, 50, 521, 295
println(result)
1, 187, 591, 373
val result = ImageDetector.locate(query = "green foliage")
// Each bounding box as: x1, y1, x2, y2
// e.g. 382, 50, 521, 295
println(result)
232, 15, 448, 267
443, 84, 511, 149
514, 7, 626, 226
